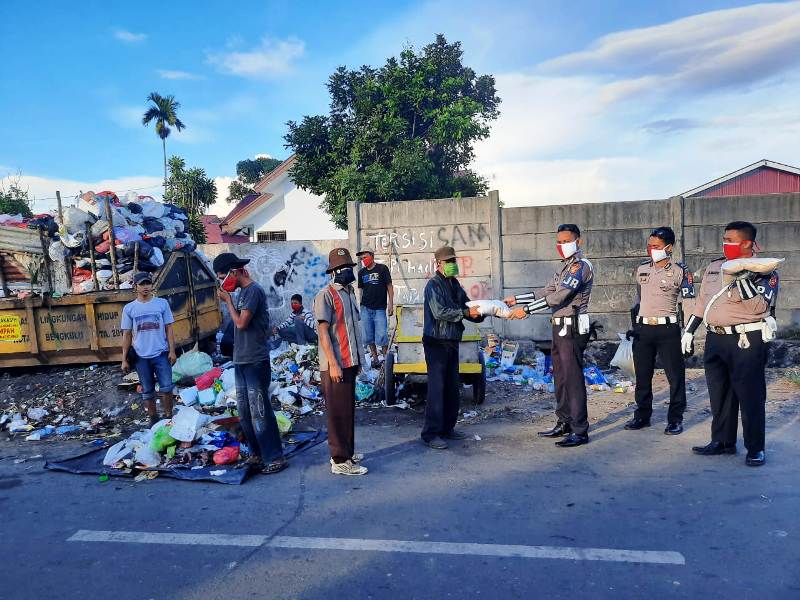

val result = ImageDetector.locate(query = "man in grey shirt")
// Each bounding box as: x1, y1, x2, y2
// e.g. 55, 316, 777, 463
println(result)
214, 252, 286, 475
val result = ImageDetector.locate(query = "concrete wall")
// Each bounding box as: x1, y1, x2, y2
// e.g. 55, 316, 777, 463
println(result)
348, 194, 501, 318
199, 240, 342, 326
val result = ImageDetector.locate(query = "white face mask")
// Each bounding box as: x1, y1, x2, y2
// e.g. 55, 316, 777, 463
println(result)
649, 247, 670, 263
557, 240, 578, 260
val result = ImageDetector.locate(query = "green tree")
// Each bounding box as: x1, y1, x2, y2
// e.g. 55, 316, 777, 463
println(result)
163, 156, 217, 244
285, 34, 500, 229
0, 177, 33, 218
142, 92, 186, 184
227, 156, 284, 204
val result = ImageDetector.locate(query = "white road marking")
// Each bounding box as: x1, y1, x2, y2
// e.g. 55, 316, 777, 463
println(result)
68, 529, 685, 565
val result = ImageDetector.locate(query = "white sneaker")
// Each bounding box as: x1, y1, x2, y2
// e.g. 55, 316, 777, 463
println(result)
330, 459, 368, 476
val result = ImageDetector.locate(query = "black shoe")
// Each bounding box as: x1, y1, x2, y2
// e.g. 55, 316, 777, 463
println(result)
555, 433, 589, 448
538, 422, 571, 438
424, 437, 448, 450
692, 441, 736, 455
745, 450, 765, 467
444, 429, 468, 440
624, 417, 651, 430
664, 423, 684, 435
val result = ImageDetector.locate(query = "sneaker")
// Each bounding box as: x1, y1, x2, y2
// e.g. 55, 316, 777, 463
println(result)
330, 459, 368, 476
351, 453, 364, 463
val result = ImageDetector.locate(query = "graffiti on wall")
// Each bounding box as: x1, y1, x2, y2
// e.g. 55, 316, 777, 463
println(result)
366, 223, 490, 253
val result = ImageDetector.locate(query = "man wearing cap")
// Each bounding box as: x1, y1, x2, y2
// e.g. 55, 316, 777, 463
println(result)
273, 294, 318, 344
505, 224, 594, 448
121, 272, 177, 427
213, 252, 287, 475
314, 248, 368, 475
682, 221, 780, 467
421, 246, 483, 450
356, 249, 394, 369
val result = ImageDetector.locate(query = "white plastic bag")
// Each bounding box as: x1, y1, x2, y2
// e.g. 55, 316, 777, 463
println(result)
721, 257, 785, 283
220, 368, 236, 391
133, 445, 161, 468
103, 439, 133, 466
178, 386, 199, 406
466, 300, 513, 318
169, 406, 206, 442
63, 206, 92, 233
610, 333, 635, 381
198, 387, 216, 406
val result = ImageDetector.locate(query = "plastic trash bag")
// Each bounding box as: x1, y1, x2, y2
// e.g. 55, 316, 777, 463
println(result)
721, 257, 785, 283
220, 368, 236, 391
275, 411, 292, 434
63, 206, 92, 234
103, 439, 133, 466
150, 425, 178, 452
213, 445, 240, 465
466, 300, 513, 318
610, 333, 636, 381
178, 386, 199, 406
198, 387, 216, 406
172, 351, 213, 381
169, 406, 206, 442
134, 445, 161, 468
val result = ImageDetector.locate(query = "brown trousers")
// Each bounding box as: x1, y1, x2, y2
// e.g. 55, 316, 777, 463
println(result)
321, 366, 358, 463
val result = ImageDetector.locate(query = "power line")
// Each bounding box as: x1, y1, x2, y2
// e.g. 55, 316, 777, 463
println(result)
30, 183, 165, 202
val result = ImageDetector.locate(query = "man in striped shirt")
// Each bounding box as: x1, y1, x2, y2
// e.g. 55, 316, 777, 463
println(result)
273, 294, 318, 344
314, 248, 368, 476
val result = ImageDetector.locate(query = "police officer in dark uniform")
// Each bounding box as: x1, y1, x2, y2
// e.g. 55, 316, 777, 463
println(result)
625, 226, 694, 435
682, 221, 779, 467
506, 224, 594, 448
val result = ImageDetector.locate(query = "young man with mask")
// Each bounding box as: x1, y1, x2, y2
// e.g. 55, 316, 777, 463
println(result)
682, 222, 779, 467
356, 249, 393, 369
505, 224, 594, 448
213, 252, 287, 475
273, 294, 318, 344
121, 272, 177, 426
314, 248, 368, 475
421, 246, 483, 450
625, 227, 695, 435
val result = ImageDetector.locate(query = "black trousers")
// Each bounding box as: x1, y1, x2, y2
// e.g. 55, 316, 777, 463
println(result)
422, 340, 460, 441
704, 330, 767, 453
632, 323, 686, 424
551, 325, 590, 436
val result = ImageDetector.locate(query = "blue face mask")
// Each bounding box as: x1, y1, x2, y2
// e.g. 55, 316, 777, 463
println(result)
333, 267, 355, 286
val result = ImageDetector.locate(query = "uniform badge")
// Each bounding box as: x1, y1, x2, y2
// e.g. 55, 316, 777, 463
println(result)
337, 249, 345, 256
569, 263, 581, 274
686, 271, 694, 284
769, 274, 778, 288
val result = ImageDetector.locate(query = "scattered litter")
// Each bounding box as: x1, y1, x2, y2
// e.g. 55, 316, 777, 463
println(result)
98, 474, 109, 482
209, 469, 227, 476
474, 435, 482, 441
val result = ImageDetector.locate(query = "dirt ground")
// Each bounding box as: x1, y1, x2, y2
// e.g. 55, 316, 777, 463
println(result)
2, 362, 798, 446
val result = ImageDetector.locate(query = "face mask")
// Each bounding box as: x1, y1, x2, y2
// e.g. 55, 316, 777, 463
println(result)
361, 255, 374, 269
291, 302, 302, 312
649, 247, 670, 262
557, 241, 578, 259
723, 242, 744, 260
221, 271, 238, 293
443, 262, 459, 278
333, 267, 355, 286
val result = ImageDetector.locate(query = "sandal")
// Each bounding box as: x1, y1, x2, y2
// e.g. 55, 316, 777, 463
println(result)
261, 459, 289, 475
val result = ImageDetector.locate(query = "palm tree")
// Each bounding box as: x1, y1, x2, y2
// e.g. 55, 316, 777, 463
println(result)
142, 92, 186, 184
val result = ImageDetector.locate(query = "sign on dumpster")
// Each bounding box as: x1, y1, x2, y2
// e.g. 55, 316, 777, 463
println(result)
0, 314, 22, 342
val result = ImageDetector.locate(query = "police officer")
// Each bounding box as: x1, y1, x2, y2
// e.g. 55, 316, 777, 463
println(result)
624, 226, 694, 435
506, 224, 594, 448
682, 221, 779, 467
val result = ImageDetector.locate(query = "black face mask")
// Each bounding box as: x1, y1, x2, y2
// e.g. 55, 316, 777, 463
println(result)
333, 267, 355, 286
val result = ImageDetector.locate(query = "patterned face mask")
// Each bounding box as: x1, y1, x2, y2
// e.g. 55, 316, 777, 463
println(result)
443, 262, 459, 278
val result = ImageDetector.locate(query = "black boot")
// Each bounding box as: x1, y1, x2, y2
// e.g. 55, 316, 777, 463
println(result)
537, 422, 571, 438
692, 441, 736, 455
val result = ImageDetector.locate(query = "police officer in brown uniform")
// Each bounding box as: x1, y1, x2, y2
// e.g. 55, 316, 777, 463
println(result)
625, 227, 694, 435
506, 224, 594, 448
682, 221, 779, 467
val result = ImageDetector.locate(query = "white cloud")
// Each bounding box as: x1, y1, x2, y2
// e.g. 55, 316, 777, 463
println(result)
254, 153, 273, 159
114, 29, 147, 44
1, 172, 163, 213
206, 37, 305, 79
157, 69, 204, 81
108, 105, 142, 129
207, 176, 235, 218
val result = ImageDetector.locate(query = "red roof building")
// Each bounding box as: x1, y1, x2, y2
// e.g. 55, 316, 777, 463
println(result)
682, 159, 800, 197
201, 215, 249, 245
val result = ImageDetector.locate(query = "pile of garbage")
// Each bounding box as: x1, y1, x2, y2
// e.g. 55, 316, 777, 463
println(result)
0, 190, 200, 296
482, 336, 634, 393
269, 343, 323, 415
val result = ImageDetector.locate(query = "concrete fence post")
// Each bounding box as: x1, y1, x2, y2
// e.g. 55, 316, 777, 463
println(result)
668, 195, 685, 263
347, 200, 360, 255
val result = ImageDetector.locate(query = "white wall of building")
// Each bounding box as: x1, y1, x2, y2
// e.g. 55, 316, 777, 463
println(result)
247, 171, 347, 240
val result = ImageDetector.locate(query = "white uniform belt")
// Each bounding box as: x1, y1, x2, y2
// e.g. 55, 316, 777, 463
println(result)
551, 316, 574, 325
706, 321, 765, 335
637, 316, 677, 325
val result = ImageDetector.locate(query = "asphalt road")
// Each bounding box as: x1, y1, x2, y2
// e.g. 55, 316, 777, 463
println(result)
2, 404, 799, 599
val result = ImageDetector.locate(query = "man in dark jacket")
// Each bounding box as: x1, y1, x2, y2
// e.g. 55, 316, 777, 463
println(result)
421, 246, 483, 449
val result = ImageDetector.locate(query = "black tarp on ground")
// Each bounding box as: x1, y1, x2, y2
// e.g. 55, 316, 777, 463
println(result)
44, 429, 327, 485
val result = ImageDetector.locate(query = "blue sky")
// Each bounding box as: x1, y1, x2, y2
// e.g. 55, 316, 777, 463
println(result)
2, 0, 799, 215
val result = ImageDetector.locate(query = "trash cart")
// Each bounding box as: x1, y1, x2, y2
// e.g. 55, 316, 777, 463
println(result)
383, 304, 485, 405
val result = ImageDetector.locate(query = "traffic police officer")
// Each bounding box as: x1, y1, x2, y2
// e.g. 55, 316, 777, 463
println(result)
505, 224, 594, 448
682, 221, 779, 467
625, 226, 694, 435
